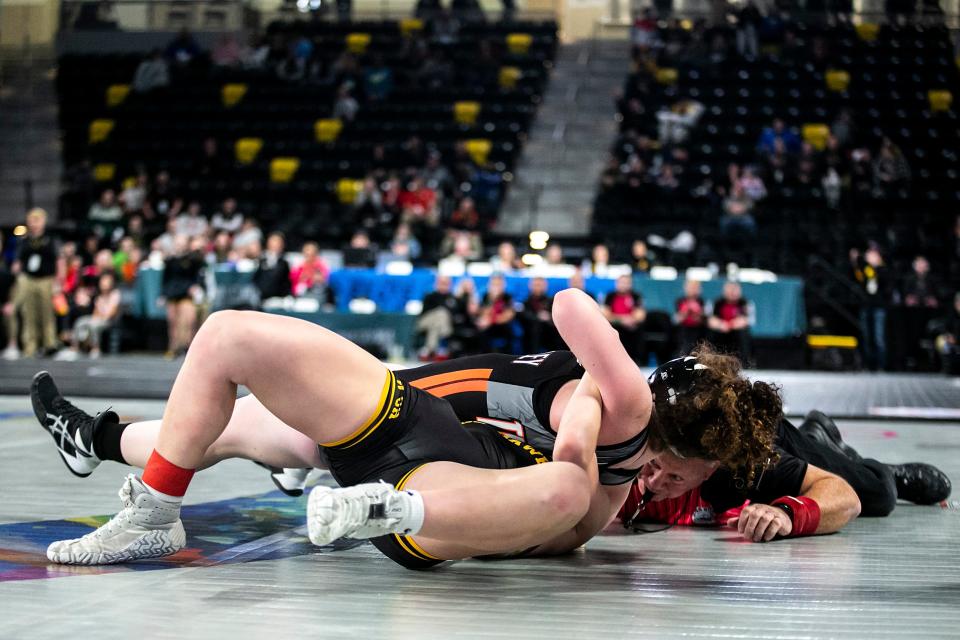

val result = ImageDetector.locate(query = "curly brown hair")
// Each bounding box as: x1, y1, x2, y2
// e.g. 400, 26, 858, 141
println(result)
647, 344, 782, 486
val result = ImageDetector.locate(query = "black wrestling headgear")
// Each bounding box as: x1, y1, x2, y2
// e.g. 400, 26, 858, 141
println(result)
648, 356, 711, 459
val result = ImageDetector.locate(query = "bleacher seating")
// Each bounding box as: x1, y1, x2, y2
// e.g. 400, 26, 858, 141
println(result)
594, 21, 960, 278
56, 19, 558, 247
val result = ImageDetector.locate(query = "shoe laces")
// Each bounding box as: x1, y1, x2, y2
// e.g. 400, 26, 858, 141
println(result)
50, 397, 93, 429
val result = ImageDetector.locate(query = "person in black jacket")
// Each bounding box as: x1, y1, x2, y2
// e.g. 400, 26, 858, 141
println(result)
162, 235, 204, 358
850, 245, 892, 370
13, 208, 59, 357
253, 232, 291, 301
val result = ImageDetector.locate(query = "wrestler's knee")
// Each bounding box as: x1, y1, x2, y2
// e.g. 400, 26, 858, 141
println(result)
191, 310, 251, 358
859, 488, 896, 517
540, 462, 592, 526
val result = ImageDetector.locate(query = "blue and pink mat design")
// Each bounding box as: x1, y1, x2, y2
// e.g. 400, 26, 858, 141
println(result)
0, 491, 362, 582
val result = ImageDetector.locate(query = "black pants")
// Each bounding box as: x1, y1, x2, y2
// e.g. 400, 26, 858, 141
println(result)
788, 417, 897, 517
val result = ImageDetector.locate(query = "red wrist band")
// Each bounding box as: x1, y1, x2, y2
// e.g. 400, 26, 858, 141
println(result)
771, 496, 821, 537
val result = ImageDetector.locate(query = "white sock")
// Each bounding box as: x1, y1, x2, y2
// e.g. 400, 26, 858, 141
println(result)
140, 479, 185, 506
396, 489, 425, 536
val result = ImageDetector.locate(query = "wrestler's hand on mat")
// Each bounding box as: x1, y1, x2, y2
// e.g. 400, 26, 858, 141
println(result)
726, 503, 792, 542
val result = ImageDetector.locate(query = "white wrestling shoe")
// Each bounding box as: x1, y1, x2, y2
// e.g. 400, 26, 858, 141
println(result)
307, 482, 423, 546
47, 475, 186, 565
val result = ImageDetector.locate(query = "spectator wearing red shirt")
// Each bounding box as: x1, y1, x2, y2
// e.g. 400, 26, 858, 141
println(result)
477, 274, 516, 353
602, 273, 646, 361
398, 176, 438, 227
708, 281, 751, 362
290, 242, 330, 297
674, 278, 707, 356
520, 277, 557, 353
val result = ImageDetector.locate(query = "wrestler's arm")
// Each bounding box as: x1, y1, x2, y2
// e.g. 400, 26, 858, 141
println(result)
727, 464, 861, 542
551, 289, 652, 430
534, 374, 630, 554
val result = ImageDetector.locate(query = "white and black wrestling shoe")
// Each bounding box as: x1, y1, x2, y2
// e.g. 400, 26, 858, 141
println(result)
307, 482, 423, 546
31, 371, 117, 477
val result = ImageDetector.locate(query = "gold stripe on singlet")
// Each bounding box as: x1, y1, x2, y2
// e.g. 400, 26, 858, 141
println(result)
319, 369, 396, 449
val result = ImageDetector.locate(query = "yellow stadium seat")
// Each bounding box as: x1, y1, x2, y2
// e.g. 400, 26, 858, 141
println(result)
315, 118, 343, 143
928, 90, 953, 112
89, 119, 114, 144
336, 178, 363, 204
825, 69, 850, 92
499, 66, 522, 90
106, 84, 130, 107
655, 68, 678, 85
346, 33, 371, 54
807, 335, 858, 349
235, 137, 263, 164
270, 157, 300, 183
400, 18, 423, 37
506, 33, 532, 55
454, 101, 481, 125
855, 23, 879, 42
222, 83, 248, 108
93, 163, 116, 182
802, 123, 830, 150
465, 139, 492, 165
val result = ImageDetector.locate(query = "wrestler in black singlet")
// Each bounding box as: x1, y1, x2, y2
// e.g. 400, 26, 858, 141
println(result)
396, 351, 649, 485
319, 370, 549, 570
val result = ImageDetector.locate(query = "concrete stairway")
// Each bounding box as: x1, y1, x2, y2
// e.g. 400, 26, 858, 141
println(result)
0, 53, 61, 226
496, 38, 627, 238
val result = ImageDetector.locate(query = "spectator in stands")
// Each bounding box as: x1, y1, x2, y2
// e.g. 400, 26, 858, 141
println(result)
162, 235, 204, 358
254, 232, 292, 301
417, 275, 458, 360
568, 269, 587, 292
82, 249, 116, 288
602, 273, 646, 361
477, 273, 516, 352
232, 217, 263, 256
631, 239, 656, 274
388, 223, 422, 262
333, 83, 359, 122
56, 272, 121, 360
490, 241, 522, 272
831, 109, 855, 148
423, 151, 454, 199
656, 164, 679, 191
439, 230, 483, 262
545, 243, 565, 265
763, 137, 789, 187
212, 33, 242, 68
113, 236, 140, 285
850, 246, 891, 370
343, 230, 377, 268
935, 292, 960, 374
449, 197, 480, 231
520, 277, 556, 353
88, 188, 123, 233
674, 278, 707, 356
196, 137, 227, 178
708, 281, 751, 362
354, 177, 386, 230
119, 172, 149, 213
209, 231, 236, 266
872, 138, 911, 198
12, 208, 59, 358
1, 232, 18, 360
363, 54, 394, 102
757, 118, 801, 155
735, 1, 761, 58
656, 99, 704, 145
175, 201, 209, 239
399, 176, 439, 227
154, 218, 180, 257
146, 170, 180, 218
290, 242, 329, 298
720, 182, 758, 243
823, 166, 843, 209
738, 165, 767, 201
796, 142, 821, 186
631, 8, 660, 50
901, 255, 942, 369
165, 28, 201, 66
211, 198, 242, 234
131, 49, 170, 93
588, 243, 612, 276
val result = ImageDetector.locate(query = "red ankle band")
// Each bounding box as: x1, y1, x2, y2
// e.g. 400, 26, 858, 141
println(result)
142, 450, 195, 497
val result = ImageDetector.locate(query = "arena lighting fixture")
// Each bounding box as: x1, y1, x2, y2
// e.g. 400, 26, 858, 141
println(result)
13, 225, 27, 236
521, 253, 543, 266
529, 230, 549, 251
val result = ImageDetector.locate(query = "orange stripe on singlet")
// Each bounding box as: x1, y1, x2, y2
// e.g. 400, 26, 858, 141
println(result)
409, 368, 493, 397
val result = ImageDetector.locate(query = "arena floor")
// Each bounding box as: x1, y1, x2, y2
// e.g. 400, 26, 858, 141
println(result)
2, 381, 959, 639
